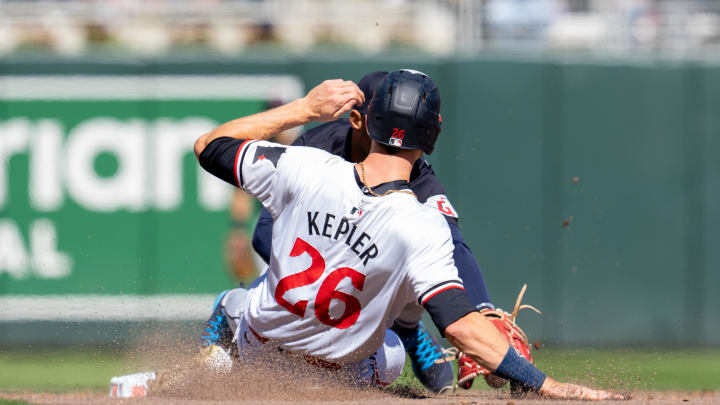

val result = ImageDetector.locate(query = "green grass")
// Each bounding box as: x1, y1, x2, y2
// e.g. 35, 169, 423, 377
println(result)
0, 400, 33, 405
0, 348, 718, 393
534, 348, 720, 391
392, 348, 720, 393
0, 349, 133, 393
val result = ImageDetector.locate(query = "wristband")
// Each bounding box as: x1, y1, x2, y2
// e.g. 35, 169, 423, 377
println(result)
493, 346, 546, 391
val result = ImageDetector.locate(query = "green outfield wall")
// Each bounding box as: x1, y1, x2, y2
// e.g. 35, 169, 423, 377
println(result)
0, 54, 718, 346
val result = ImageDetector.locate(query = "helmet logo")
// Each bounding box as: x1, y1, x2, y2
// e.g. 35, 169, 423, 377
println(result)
390, 128, 405, 147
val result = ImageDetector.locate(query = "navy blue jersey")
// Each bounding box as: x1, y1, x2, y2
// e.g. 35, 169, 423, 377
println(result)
253, 120, 493, 310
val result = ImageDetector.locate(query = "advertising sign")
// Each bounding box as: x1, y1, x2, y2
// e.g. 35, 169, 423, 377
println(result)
0, 75, 303, 320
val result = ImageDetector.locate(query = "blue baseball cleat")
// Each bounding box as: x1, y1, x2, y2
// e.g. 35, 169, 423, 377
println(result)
392, 322, 454, 394
199, 290, 234, 350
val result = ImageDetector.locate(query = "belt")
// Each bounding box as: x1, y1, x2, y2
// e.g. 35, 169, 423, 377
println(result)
246, 325, 342, 370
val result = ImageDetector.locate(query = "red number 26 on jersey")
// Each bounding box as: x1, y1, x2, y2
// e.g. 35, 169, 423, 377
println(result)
274, 237, 365, 329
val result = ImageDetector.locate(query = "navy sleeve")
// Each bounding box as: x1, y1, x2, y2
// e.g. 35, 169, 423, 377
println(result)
291, 132, 308, 146
409, 159, 493, 309
424, 288, 477, 336
197, 137, 244, 187
252, 207, 274, 264
449, 222, 493, 309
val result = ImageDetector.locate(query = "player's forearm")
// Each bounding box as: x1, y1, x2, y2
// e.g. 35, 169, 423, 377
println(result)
194, 79, 364, 157
447, 313, 626, 400
447, 312, 547, 393
444, 311, 509, 371
194, 98, 312, 157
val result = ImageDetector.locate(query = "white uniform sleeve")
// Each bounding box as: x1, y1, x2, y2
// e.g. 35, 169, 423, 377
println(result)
235, 140, 304, 218
198, 136, 334, 219
404, 216, 464, 306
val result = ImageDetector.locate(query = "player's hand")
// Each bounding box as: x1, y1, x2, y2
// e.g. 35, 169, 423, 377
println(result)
539, 377, 630, 400
302, 79, 365, 121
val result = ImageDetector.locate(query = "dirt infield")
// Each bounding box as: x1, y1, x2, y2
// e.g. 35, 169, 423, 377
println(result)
3, 343, 715, 405
2, 390, 718, 405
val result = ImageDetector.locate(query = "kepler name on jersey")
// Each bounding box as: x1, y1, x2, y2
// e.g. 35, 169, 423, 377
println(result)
307, 211, 378, 266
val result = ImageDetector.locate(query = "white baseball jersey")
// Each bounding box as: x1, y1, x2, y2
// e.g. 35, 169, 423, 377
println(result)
227, 139, 463, 364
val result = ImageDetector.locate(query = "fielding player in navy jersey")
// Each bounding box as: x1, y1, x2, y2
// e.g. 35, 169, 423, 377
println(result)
247, 72, 493, 393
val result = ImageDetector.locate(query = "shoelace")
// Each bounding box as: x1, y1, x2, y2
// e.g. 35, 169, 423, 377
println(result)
412, 328, 445, 371
201, 313, 225, 345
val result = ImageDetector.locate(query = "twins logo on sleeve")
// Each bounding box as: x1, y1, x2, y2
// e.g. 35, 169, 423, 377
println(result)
252, 145, 287, 167
425, 194, 458, 218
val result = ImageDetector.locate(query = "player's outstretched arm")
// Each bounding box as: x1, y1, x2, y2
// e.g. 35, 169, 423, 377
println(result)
444, 312, 628, 400
194, 79, 364, 157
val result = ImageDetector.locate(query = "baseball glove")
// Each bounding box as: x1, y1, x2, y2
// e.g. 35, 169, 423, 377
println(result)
438, 284, 541, 390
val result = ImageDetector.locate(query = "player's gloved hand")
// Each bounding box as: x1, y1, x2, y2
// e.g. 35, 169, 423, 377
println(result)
539, 377, 631, 400
457, 284, 540, 390
302, 79, 365, 121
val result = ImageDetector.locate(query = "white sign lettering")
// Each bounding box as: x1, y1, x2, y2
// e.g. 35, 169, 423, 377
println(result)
0, 219, 72, 279
0, 117, 234, 212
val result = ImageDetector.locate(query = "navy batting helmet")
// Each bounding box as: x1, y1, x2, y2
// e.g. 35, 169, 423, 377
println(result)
366, 69, 441, 155
353, 71, 387, 114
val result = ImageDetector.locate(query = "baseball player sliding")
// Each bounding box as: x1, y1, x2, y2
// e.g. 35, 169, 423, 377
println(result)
207, 71, 495, 394
182, 70, 625, 400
